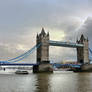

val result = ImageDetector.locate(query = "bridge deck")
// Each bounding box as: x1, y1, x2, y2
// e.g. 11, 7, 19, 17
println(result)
0, 63, 38, 66
0, 63, 81, 68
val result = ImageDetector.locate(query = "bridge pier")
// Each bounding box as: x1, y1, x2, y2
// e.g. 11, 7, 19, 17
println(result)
33, 62, 53, 73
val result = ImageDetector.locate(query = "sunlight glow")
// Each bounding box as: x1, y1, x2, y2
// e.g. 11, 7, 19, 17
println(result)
50, 30, 66, 41
17, 44, 29, 51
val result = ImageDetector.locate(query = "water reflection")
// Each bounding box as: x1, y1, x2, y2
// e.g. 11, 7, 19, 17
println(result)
0, 72, 92, 92
35, 73, 51, 92
35, 72, 92, 92
35, 72, 78, 92
49, 72, 78, 92
76, 73, 92, 92
0, 74, 37, 92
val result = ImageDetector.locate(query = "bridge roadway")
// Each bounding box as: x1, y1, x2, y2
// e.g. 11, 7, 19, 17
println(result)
0, 63, 81, 68
0, 63, 38, 66
49, 40, 84, 48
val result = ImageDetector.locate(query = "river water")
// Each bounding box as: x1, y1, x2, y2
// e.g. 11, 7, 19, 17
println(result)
0, 70, 92, 92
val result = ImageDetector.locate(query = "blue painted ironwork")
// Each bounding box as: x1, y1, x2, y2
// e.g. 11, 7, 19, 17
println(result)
0, 62, 81, 68
89, 48, 92, 55
9, 43, 41, 63
0, 43, 41, 63
53, 63, 81, 68
0, 63, 38, 66
49, 40, 84, 48
89, 48, 92, 61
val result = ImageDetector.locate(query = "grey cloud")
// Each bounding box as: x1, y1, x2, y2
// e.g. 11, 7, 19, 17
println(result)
77, 17, 92, 47
78, 17, 92, 37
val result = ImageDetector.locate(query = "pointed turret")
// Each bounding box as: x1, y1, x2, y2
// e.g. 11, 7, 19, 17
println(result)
80, 34, 85, 41
37, 33, 39, 38
41, 27, 46, 36
87, 37, 88, 41
76, 38, 79, 43
47, 32, 49, 36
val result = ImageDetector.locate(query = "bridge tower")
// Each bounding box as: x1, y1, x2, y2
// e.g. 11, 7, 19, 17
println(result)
36, 28, 49, 63
77, 34, 89, 64
33, 28, 53, 73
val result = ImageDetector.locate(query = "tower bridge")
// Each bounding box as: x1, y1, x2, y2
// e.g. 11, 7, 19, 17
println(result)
33, 28, 89, 73
0, 28, 91, 73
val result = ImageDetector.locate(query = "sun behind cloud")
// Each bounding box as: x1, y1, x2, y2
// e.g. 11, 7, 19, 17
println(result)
16, 44, 30, 51
50, 29, 66, 41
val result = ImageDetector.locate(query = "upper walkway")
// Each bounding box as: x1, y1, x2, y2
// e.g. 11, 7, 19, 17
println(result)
49, 40, 84, 48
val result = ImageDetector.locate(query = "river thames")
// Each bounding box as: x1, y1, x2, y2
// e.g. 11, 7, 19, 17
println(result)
0, 70, 92, 92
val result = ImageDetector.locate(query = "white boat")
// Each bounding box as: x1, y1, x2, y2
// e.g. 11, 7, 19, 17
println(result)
15, 70, 29, 74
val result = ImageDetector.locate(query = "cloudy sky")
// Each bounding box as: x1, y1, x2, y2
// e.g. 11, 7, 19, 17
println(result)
0, 0, 92, 63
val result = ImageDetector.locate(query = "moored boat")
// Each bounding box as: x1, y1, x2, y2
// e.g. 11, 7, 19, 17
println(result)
15, 70, 29, 74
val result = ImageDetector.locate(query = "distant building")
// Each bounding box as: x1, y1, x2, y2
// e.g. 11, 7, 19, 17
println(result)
61, 60, 79, 64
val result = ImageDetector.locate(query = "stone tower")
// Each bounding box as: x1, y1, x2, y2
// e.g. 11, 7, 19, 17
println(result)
36, 28, 49, 63
77, 34, 89, 64
33, 28, 53, 73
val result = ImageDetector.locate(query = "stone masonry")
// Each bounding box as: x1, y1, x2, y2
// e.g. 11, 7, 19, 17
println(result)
77, 34, 89, 64
36, 28, 49, 63
33, 28, 53, 73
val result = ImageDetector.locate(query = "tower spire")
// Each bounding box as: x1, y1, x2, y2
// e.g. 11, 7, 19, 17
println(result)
41, 27, 46, 35
80, 34, 85, 40
47, 32, 49, 36
37, 33, 39, 38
